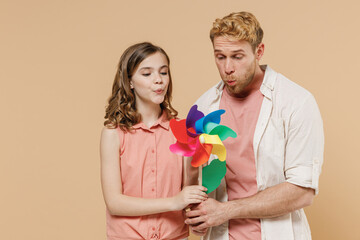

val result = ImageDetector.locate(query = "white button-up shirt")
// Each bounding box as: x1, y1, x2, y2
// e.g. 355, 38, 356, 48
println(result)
195, 65, 324, 240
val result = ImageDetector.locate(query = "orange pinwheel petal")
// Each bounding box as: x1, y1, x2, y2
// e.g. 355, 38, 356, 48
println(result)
191, 143, 213, 167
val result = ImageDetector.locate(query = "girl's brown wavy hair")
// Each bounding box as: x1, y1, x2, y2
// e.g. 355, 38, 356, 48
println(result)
104, 42, 178, 131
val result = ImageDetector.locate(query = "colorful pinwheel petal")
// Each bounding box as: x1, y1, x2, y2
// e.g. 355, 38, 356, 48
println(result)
202, 159, 227, 194
169, 105, 237, 193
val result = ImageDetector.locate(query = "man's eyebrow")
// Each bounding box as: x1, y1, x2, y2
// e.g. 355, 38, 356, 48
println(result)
214, 49, 245, 53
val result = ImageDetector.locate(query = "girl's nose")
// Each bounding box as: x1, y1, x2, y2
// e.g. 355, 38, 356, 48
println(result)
154, 73, 163, 84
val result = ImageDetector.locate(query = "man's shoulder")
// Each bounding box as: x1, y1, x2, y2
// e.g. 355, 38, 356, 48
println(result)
194, 81, 223, 113
273, 70, 313, 103
271, 70, 318, 115
276, 73, 311, 95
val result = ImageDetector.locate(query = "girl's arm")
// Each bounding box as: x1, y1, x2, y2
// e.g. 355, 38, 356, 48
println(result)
100, 127, 207, 216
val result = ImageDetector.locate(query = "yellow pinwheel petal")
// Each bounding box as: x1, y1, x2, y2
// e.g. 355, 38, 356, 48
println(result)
200, 134, 226, 161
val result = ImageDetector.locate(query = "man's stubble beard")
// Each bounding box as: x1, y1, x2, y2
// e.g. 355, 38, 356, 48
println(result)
224, 61, 256, 96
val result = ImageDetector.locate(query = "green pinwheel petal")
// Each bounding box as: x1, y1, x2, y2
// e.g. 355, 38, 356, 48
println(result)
202, 159, 227, 194
204, 122, 218, 133
208, 124, 237, 141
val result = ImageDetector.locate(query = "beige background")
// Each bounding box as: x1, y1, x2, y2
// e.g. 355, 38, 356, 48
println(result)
1, 0, 359, 239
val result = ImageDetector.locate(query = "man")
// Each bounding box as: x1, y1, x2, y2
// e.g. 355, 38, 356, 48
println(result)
185, 12, 324, 240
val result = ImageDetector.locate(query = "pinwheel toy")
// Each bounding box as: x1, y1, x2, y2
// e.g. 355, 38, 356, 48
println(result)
169, 105, 237, 194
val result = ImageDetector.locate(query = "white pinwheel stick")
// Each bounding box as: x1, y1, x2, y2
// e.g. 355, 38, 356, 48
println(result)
198, 135, 206, 186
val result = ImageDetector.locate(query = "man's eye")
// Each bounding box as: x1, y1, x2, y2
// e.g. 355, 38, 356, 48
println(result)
234, 55, 243, 60
217, 56, 225, 60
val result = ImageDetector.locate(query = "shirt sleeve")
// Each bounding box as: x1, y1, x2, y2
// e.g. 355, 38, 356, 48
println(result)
284, 94, 324, 194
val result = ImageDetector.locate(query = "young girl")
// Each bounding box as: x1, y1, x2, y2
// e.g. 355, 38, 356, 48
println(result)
100, 42, 207, 240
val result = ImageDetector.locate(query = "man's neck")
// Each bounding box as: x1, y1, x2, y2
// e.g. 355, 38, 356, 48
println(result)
249, 65, 265, 92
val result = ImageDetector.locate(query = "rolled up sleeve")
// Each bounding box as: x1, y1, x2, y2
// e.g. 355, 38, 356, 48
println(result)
284, 94, 324, 194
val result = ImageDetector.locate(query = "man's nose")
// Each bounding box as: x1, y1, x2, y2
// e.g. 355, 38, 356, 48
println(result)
225, 60, 235, 75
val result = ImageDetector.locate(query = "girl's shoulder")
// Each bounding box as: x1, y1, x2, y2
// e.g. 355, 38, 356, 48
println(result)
101, 126, 124, 146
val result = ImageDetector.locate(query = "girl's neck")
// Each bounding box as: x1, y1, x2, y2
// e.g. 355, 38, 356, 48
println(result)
136, 101, 162, 128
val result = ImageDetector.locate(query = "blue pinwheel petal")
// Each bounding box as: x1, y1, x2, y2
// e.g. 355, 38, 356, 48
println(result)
195, 117, 205, 134
203, 109, 225, 126
195, 109, 226, 134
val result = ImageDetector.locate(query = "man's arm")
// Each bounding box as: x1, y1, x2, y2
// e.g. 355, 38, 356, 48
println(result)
185, 182, 314, 230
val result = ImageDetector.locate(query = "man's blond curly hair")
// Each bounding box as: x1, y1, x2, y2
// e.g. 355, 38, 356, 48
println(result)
210, 12, 264, 51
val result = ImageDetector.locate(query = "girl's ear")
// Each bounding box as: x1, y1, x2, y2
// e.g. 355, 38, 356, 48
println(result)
130, 81, 134, 89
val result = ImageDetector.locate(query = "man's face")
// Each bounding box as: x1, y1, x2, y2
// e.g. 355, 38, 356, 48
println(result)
213, 36, 260, 96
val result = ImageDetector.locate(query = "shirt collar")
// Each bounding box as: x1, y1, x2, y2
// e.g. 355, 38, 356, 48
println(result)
259, 65, 276, 100
132, 111, 169, 131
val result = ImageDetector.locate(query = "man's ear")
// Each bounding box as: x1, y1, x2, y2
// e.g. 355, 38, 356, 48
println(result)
256, 43, 265, 61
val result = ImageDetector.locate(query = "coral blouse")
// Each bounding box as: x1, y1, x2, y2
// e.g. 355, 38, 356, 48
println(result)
106, 112, 188, 240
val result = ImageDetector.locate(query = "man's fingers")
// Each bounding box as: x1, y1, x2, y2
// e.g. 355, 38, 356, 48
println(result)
191, 228, 207, 236
192, 222, 209, 232
185, 215, 205, 225
185, 209, 202, 218
192, 228, 206, 233
192, 227, 207, 234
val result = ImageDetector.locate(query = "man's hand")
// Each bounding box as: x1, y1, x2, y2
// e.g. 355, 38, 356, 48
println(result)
190, 226, 208, 236
185, 198, 229, 231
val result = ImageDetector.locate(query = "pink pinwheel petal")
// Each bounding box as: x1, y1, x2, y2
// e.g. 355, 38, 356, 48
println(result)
169, 141, 196, 157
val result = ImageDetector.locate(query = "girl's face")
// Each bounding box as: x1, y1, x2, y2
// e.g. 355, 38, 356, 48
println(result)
130, 52, 170, 106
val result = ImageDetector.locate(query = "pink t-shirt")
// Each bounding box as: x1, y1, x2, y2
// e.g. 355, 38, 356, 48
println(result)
219, 87, 264, 240
106, 112, 188, 240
